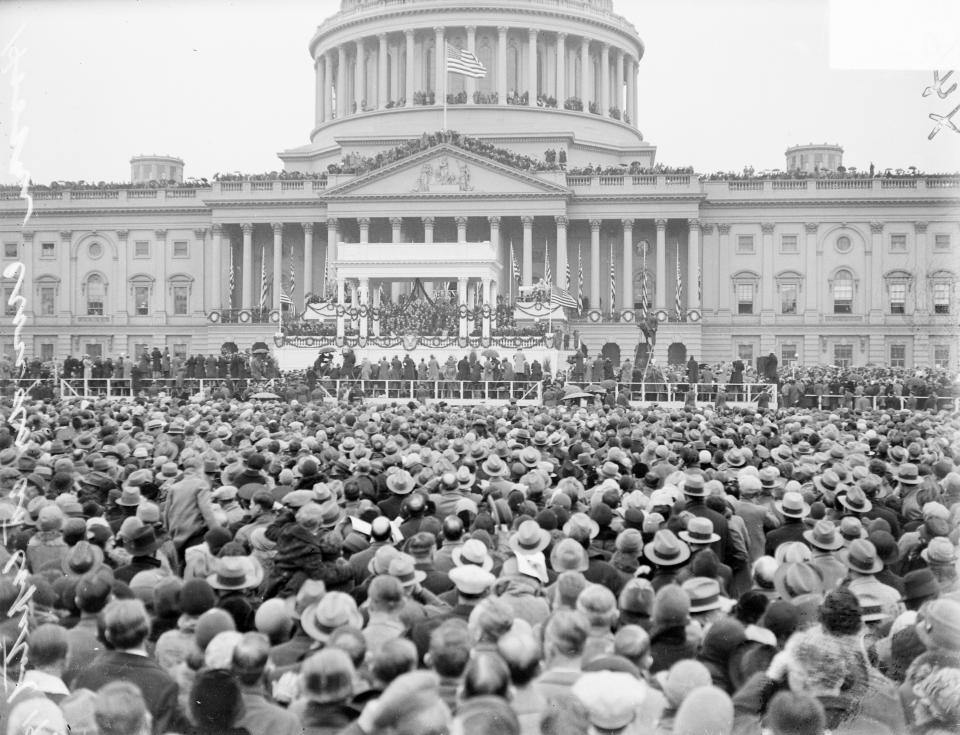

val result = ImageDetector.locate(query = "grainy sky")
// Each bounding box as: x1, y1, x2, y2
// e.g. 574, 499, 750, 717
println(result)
1, 0, 958, 184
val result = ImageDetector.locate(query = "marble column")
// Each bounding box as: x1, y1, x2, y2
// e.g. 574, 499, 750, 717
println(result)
761, 222, 775, 315
630, 56, 638, 125
556, 33, 566, 102
315, 58, 323, 125
359, 277, 369, 337
211, 224, 223, 309
324, 50, 334, 121
327, 218, 339, 292
590, 219, 601, 309
869, 222, 883, 319
405, 30, 415, 104
625, 55, 635, 124
497, 27, 508, 103
272, 223, 283, 311
302, 223, 314, 300
489, 216, 501, 293
580, 37, 590, 105
391, 217, 403, 243
622, 218, 634, 311
434, 27, 444, 102
423, 216, 434, 244
458, 277, 469, 338
614, 49, 624, 116
466, 26, 477, 103
481, 279, 492, 338
688, 219, 701, 310
377, 34, 388, 108
354, 39, 365, 112
522, 216, 534, 285
337, 45, 347, 118
358, 217, 370, 244
456, 216, 467, 242
600, 44, 610, 115
527, 29, 538, 104
655, 219, 667, 309
804, 223, 818, 316
241, 223, 253, 309
555, 216, 568, 290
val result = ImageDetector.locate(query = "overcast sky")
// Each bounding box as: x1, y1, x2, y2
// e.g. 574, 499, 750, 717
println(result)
1, 0, 958, 185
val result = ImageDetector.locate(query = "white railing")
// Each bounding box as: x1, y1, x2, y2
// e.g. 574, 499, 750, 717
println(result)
321, 379, 543, 405
564, 381, 777, 406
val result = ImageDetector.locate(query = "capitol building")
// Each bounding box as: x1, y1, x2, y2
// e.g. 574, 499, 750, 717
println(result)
1, 0, 958, 371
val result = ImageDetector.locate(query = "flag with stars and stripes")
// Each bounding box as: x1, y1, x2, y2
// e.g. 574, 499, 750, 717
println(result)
639, 241, 649, 318
287, 245, 296, 305
259, 246, 269, 310
609, 240, 616, 313
675, 247, 683, 319
446, 44, 487, 78
544, 247, 552, 287
697, 264, 702, 307
577, 241, 584, 315
228, 244, 235, 308
510, 241, 521, 286
564, 259, 571, 291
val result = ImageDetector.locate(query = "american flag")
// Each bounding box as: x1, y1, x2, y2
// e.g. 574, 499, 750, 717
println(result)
577, 241, 584, 315
697, 264, 702, 306
228, 243, 235, 308
609, 240, 616, 312
259, 246, 269, 310
510, 241, 521, 285
550, 286, 578, 309
675, 247, 683, 319
564, 259, 571, 292
639, 241, 649, 318
288, 245, 296, 305
544, 246, 552, 287
446, 45, 487, 78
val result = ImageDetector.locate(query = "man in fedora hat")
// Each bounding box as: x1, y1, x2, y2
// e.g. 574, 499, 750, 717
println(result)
208, 555, 265, 631
114, 525, 172, 585
840, 539, 903, 619
803, 520, 847, 591
162, 455, 221, 569
682, 473, 729, 562
732, 475, 781, 566
765, 491, 810, 556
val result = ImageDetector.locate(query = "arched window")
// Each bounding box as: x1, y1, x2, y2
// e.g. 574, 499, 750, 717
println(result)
85, 274, 105, 315
832, 269, 853, 313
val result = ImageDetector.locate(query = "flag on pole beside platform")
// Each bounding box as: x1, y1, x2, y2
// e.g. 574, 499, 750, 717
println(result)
228, 244, 235, 307
510, 241, 521, 286
697, 264, 702, 307
577, 241, 584, 315
639, 241, 649, 319
564, 259, 571, 291
259, 246, 269, 310
544, 247, 552, 287
446, 44, 487, 78
675, 247, 683, 318
609, 239, 616, 313
288, 245, 296, 305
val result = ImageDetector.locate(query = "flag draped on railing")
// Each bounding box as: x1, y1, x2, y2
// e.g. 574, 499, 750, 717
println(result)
639, 241, 649, 318
446, 44, 487, 78
609, 240, 616, 313
675, 248, 683, 319
259, 246, 269, 310
228, 244, 235, 308
577, 241, 584, 315
550, 286, 578, 309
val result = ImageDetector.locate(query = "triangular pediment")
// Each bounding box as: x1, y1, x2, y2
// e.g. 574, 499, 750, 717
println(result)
322, 144, 569, 200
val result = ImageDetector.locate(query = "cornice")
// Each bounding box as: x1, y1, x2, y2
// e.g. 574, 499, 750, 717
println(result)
702, 197, 960, 208
322, 192, 568, 202
0, 206, 209, 218
570, 193, 707, 203
207, 199, 328, 209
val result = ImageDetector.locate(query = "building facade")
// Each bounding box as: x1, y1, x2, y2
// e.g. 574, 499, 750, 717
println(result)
1, 0, 958, 369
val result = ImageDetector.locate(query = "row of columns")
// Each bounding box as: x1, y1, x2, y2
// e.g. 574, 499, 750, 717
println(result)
315, 27, 639, 125
216, 216, 703, 314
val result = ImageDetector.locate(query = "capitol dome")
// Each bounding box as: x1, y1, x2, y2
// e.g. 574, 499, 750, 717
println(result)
280, 0, 654, 171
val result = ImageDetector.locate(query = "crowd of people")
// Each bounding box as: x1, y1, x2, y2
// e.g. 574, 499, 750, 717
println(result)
0, 366, 957, 735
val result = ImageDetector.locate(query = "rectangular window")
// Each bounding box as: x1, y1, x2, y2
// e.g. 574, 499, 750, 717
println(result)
934, 344, 950, 369
834, 344, 853, 368
40, 242, 55, 259
39, 287, 55, 316
833, 282, 853, 314
134, 286, 150, 316
935, 234, 950, 251
3, 243, 17, 259
890, 234, 907, 252
134, 241, 150, 258
890, 343, 906, 368
736, 235, 755, 254
780, 234, 798, 254
172, 342, 187, 359
934, 282, 950, 314
736, 283, 754, 314
3, 287, 14, 317
780, 284, 798, 314
737, 343, 754, 363
173, 240, 189, 258
39, 343, 53, 362
173, 286, 188, 315
890, 283, 906, 314
781, 343, 798, 366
